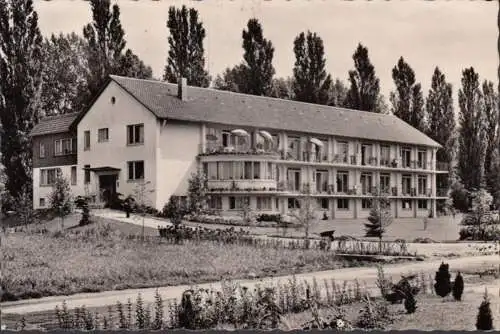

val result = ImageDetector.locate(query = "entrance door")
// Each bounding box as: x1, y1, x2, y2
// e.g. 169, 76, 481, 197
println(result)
99, 174, 117, 207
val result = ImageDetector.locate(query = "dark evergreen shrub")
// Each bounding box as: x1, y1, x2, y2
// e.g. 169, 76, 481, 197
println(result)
452, 272, 464, 301
434, 262, 452, 298
404, 293, 417, 314
476, 290, 493, 330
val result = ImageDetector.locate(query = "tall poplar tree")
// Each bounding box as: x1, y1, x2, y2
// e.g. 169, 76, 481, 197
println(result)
344, 43, 381, 113
83, 0, 152, 100
164, 5, 210, 87
0, 0, 44, 201
457, 67, 487, 192
292, 31, 333, 104
239, 18, 275, 96
482, 80, 499, 201
390, 57, 426, 132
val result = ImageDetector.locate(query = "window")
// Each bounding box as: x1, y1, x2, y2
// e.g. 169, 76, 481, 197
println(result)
337, 198, 349, 210
401, 148, 411, 168
417, 150, 427, 169
402, 199, 412, 210
233, 161, 244, 180
54, 138, 76, 156
229, 196, 249, 210
360, 173, 373, 195
39, 198, 46, 207
208, 162, 217, 180
417, 199, 428, 209
127, 124, 144, 145
361, 144, 372, 165
98, 128, 109, 142
127, 160, 144, 180
84, 130, 90, 150
275, 198, 279, 210
257, 197, 272, 210
288, 198, 300, 209
208, 196, 222, 210
362, 198, 372, 210
418, 175, 427, 195
287, 136, 300, 160
402, 175, 412, 195
84, 164, 91, 184
40, 168, 61, 186
266, 162, 273, 179
71, 166, 77, 185
337, 141, 348, 163
253, 162, 260, 179
220, 162, 233, 179
318, 198, 329, 209
380, 145, 390, 166
380, 174, 390, 193
315, 170, 328, 193
336, 171, 349, 193
287, 168, 301, 191
39, 142, 46, 158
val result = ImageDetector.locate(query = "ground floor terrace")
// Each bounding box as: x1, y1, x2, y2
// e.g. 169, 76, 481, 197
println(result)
207, 194, 439, 219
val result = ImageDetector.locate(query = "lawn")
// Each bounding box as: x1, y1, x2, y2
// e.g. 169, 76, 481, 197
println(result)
1, 220, 375, 303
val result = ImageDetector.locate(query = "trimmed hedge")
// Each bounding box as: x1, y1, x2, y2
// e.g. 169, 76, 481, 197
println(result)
458, 226, 500, 241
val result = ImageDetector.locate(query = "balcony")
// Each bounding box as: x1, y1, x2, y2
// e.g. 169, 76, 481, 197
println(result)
207, 179, 278, 193
201, 142, 281, 156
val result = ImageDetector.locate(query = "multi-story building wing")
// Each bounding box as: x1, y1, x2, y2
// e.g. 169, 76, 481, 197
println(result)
30, 75, 449, 218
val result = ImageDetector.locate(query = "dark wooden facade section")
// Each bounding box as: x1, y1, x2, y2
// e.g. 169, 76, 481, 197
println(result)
32, 132, 77, 168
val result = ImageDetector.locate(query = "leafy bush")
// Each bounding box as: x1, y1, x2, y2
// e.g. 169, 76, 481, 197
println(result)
452, 272, 464, 301
434, 262, 451, 298
355, 297, 393, 330
460, 212, 498, 226
459, 226, 500, 241
161, 196, 188, 227
403, 293, 417, 314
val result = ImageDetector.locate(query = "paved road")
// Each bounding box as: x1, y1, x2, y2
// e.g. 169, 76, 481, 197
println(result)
2, 255, 498, 315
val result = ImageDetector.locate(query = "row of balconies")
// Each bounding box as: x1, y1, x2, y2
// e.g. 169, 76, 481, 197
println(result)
206, 179, 448, 197
199, 143, 449, 172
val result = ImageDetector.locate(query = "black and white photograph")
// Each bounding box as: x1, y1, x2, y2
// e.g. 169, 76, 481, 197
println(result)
0, 0, 499, 331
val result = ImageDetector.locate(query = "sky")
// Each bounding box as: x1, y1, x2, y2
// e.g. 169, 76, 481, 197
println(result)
34, 0, 498, 103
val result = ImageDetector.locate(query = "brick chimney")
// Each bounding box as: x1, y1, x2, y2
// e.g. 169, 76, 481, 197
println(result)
178, 77, 187, 101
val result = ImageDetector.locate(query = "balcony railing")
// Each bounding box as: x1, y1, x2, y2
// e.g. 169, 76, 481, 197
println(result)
207, 179, 278, 192
200, 142, 279, 156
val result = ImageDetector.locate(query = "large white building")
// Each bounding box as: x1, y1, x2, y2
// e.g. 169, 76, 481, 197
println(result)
30, 75, 449, 219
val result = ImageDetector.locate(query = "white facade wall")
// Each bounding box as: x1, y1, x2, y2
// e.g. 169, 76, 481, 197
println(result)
33, 165, 79, 210
77, 81, 159, 207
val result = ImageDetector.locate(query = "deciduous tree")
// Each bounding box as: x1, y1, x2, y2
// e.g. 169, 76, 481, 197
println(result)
49, 174, 73, 230
292, 31, 332, 105
164, 5, 210, 87
344, 43, 381, 113
0, 0, 44, 201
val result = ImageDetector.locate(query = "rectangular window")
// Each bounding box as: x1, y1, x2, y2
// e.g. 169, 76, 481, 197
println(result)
337, 141, 348, 163
233, 161, 244, 180
208, 162, 218, 180
401, 148, 411, 168
208, 196, 222, 210
360, 172, 373, 195
84, 164, 91, 184
417, 150, 427, 169
39, 198, 46, 207
127, 160, 144, 180
418, 175, 427, 195
402, 175, 412, 195
361, 144, 373, 166
337, 171, 349, 193
229, 196, 249, 210
266, 162, 273, 179
417, 199, 428, 209
402, 199, 412, 210
287, 136, 300, 160
317, 198, 329, 209
84, 130, 90, 150
127, 124, 144, 145
380, 145, 390, 166
380, 173, 390, 193
288, 198, 300, 209
257, 197, 272, 210
244, 162, 252, 179
71, 166, 77, 185
253, 162, 260, 179
337, 198, 349, 210
315, 170, 328, 193
362, 198, 373, 210
40, 168, 61, 186
98, 128, 109, 142
39, 142, 46, 158
54, 138, 76, 156
287, 168, 301, 192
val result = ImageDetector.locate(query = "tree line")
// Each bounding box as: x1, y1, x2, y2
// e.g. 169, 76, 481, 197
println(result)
0, 0, 496, 212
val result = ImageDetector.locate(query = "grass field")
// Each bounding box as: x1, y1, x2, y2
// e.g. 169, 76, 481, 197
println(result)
1, 219, 377, 303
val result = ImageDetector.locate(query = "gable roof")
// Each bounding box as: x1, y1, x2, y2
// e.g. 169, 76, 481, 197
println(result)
30, 113, 79, 137
78, 75, 442, 148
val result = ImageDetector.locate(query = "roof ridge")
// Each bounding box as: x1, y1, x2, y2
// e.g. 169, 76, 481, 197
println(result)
110, 74, 394, 119
39, 113, 79, 122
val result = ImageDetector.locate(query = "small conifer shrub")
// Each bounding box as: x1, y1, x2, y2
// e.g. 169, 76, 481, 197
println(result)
476, 289, 493, 330
434, 262, 452, 298
404, 293, 417, 314
452, 272, 464, 301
